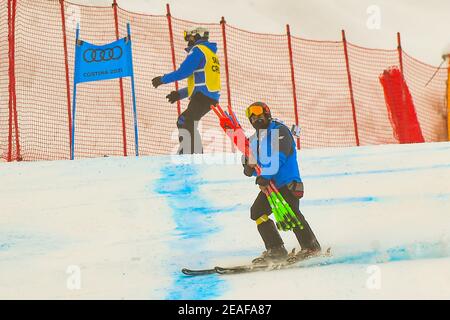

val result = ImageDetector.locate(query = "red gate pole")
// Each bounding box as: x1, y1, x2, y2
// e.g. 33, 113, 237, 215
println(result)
59, 0, 72, 158
11, 0, 20, 160
220, 17, 232, 110
7, 0, 20, 161
7, 0, 12, 161
286, 24, 300, 149
112, 0, 127, 156
342, 30, 360, 146
396, 32, 406, 137
166, 4, 180, 116
447, 54, 450, 141
397, 32, 404, 76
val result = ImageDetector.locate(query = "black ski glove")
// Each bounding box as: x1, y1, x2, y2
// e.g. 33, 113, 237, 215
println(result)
243, 165, 255, 177
255, 176, 270, 187
166, 91, 181, 104
152, 76, 163, 88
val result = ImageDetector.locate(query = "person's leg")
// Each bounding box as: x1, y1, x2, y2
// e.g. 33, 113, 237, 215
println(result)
176, 92, 216, 154
190, 93, 217, 153
176, 107, 194, 155
250, 191, 285, 253
279, 184, 321, 251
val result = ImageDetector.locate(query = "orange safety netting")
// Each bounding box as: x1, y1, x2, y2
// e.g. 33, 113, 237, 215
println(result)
0, 0, 448, 161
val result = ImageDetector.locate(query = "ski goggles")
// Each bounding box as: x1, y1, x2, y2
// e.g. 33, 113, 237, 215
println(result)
245, 105, 265, 118
183, 30, 197, 42
183, 30, 191, 41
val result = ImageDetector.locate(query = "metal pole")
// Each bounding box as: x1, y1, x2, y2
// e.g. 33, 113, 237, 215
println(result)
286, 24, 300, 149
112, 0, 128, 156
166, 4, 181, 117
71, 25, 80, 160
397, 32, 404, 76
59, 0, 73, 158
127, 23, 139, 156
7, 0, 12, 161
220, 17, 232, 110
447, 54, 450, 141
342, 30, 360, 146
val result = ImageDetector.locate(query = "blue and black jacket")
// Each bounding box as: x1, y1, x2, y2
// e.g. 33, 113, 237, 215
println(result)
249, 120, 302, 188
161, 40, 220, 101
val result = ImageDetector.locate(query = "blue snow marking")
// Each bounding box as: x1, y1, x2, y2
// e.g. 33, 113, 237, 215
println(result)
303, 163, 450, 180
302, 193, 450, 207
168, 272, 224, 300
302, 196, 377, 206
0, 243, 11, 252
155, 163, 232, 300
303, 143, 450, 162
0, 231, 67, 262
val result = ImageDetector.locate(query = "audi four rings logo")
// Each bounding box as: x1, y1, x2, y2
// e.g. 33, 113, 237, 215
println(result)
83, 46, 123, 63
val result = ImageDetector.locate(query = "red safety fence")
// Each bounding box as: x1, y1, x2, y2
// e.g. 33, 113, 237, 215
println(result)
0, 0, 448, 161
0, 0, 8, 160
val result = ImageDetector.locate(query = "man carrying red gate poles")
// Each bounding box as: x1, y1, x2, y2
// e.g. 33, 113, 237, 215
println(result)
211, 102, 322, 264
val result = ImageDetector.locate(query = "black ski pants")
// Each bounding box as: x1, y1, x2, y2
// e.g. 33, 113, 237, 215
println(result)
250, 183, 321, 251
176, 92, 218, 154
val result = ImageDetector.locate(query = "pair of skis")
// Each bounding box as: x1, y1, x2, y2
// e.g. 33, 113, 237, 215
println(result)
210, 104, 303, 231
182, 248, 332, 276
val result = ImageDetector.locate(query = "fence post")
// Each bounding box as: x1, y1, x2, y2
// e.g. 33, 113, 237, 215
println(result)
342, 30, 360, 146
7, 0, 12, 161
166, 4, 180, 116
447, 54, 450, 141
112, 0, 127, 156
220, 17, 232, 109
397, 32, 404, 76
12, 0, 19, 160
7, 0, 20, 161
59, 0, 72, 158
286, 24, 300, 149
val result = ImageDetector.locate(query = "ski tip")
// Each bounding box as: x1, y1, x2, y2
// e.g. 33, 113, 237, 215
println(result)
181, 268, 217, 276
181, 268, 191, 275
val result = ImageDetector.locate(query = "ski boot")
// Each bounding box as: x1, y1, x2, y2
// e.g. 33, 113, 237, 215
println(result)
287, 246, 326, 264
252, 245, 288, 265
295, 248, 322, 260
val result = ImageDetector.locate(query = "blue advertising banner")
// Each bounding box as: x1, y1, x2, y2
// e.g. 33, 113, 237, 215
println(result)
74, 37, 133, 84
71, 23, 139, 160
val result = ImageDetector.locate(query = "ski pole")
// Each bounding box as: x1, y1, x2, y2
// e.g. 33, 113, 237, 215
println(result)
263, 189, 286, 230
210, 104, 222, 119
255, 156, 303, 230
267, 186, 296, 230
264, 188, 293, 231
255, 166, 286, 229
270, 184, 304, 230
256, 168, 296, 230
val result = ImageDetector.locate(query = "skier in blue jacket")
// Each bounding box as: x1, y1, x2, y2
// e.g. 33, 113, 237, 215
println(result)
242, 102, 321, 263
152, 27, 221, 154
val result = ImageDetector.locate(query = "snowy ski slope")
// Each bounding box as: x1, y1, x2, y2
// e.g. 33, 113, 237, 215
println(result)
1, 142, 450, 299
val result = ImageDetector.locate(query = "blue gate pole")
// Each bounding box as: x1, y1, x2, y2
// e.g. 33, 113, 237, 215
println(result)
128, 23, 139, 156
71, 24, 80, 160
